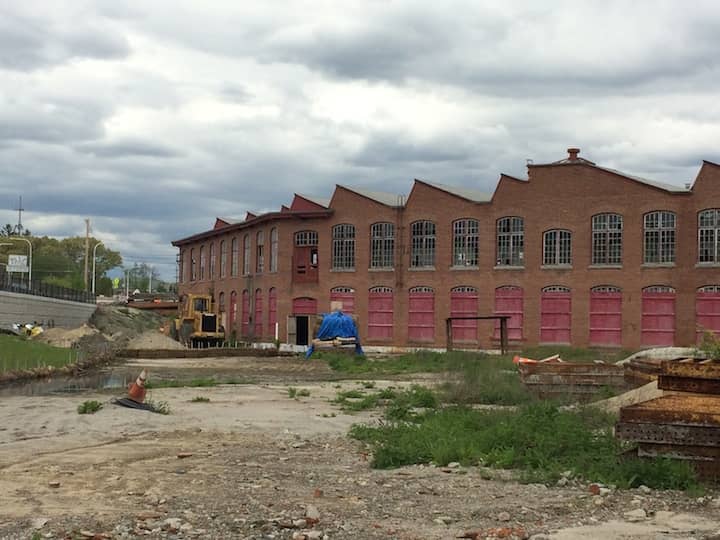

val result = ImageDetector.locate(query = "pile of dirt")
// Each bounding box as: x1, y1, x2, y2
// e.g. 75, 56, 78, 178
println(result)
126, 330, 186, 350
89, 305, 168, 349
35, 324, 98, 348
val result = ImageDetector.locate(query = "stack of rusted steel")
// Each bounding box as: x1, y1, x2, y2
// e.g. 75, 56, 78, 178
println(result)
616, 358, 720, 481
516, 359, 628, 401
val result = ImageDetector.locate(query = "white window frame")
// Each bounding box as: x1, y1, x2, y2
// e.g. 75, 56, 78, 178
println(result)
332, 224, 355, 270
644, 211, 676, 264
453, 219, 479, 267
592, 213, 623, 265
370, 222, 395, 269
410, 220, 436, 268
543, 229, 572, 266
698, 209, 720, 263
496, 217, 524, 267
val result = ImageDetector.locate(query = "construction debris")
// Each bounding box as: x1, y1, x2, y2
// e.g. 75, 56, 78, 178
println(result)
616, 357, 720, 482
515, 354, 628, 401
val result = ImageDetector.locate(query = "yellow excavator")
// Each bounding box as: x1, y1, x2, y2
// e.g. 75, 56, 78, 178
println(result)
170, 293, 225, 348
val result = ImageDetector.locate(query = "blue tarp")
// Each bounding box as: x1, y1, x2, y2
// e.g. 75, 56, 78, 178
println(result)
306, 311, 364, 358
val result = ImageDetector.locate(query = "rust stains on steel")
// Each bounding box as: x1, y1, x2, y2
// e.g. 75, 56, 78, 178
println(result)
616, 358, 720, 482
518, 361, 628, 400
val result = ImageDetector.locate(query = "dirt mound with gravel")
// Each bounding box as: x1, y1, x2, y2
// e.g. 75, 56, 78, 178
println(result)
35, 324, 98, 348
31, 305, 172, 355
127, 330, 186, 350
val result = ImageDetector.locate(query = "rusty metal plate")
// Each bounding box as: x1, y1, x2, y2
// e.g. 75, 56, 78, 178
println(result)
616, 422, 720, 447
619, 395, 720, 427
637, 443, 720, 461
662, 360, 720, 380
658, 375, 720, 395
519, 362, 624, 375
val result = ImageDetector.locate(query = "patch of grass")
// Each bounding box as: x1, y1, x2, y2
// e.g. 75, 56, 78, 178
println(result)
190, 396, 210, 403
359, 380, 376, 389
321, 350, 458, 375
350, 402, 698, 490
441, 354, 533, 406
145, 378, 217, 389
77, 400, 103, 414
145, 398, 171, 415
0, 334, 79, 372
333, 385, 438, 419
288, 387, 311, 399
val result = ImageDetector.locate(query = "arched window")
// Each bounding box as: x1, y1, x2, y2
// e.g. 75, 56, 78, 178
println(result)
243, 234, 251, 275
644, 211, 676, 264
410, 220, 436, 268
199, 245, 206, 280
370, 222, 394, 268
453, 219, 479, 266
256, 231, 264, 273
332, 224, 355, 270
220, 240, 227, 278
218, 292, 225, 312
270, 227, 278, 272
231, 237, 239, 276
592, 213, 623, 265
496, 217, 524, 266
542, 230, 572, 266
209, 242, 216, 279
698, 209, 720, 263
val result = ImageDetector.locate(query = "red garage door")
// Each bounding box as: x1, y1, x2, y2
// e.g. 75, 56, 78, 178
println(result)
292, 297, 317, 315
696, 286, 720, 342
589, 286, 622, 346
254, 288, 263, 337
229, 291, 237, 335
268, 287, 277, 335
330, 287, 355, 314
408, 287, 435, 342
368, 287, 393, 340
641, 286, 676, 346
540, 286, 571, 344
241, 289, 250, 337
451, 286, 478, 342
494, 286, 523, 340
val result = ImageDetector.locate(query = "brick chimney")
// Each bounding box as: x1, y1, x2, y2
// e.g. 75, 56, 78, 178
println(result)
567, 148, 580, 161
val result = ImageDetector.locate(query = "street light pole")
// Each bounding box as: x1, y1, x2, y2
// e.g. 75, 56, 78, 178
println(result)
91, 242, 102, 295
8, 237, 32, 286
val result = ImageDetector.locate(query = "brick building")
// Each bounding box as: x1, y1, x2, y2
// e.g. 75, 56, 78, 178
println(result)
172, 148, 720, 350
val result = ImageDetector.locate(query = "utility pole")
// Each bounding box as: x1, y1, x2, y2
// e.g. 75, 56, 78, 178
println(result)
15, 196, 24, 235
83, 219, 90, 290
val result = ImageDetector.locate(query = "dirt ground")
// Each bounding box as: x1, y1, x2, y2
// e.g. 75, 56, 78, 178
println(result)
0, 356, 719, 540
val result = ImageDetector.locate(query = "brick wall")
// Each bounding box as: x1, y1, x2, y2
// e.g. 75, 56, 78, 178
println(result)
174, 154, 720, 350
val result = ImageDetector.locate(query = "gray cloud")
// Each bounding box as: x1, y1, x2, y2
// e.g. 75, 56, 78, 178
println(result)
0, 9, 130, 71
2, 0, 720, 279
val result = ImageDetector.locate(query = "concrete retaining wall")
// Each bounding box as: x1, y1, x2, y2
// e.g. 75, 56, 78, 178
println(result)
0, 291, 97, 328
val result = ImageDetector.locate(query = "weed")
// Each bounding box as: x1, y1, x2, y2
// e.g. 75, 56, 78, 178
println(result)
145, 398, 171, 415
360, 380, 376, 389
320, 412, 337, 418
145, 377, 250, 389
349, 402, 698, 490
288, 387, 310, 399
297, 388, 311, 397
191, 396, 210, 403
0, 335, 80, 372
441, 354, 532, 406
77, 400, 103, 414
699, 330, 720, 360
288, 387, 298, 398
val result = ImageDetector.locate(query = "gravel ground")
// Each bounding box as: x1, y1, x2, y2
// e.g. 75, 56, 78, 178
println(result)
0, 357, 718, 540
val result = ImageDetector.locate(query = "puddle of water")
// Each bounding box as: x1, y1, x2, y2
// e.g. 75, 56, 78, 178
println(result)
0, 369, 138, 397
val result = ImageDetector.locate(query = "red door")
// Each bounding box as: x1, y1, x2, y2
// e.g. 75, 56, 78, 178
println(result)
696, 287, 720, 342
268, 287, 277, 336
254, 288, 263, 337
641, 287, 676, 346
589, 287, 622, 346
229, 291, 237, 335
330, 288, 355, 314
451, 287, 478, 342
241, 289, 250, 337
494, 286, 523, 340
540, 287, 571, 344
368, 287, 393, 340
292, 297, 317, 315
408, 288, 435, 342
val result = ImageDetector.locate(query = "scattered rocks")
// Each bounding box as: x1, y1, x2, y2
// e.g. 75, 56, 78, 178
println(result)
624, 508, 648, 522
497, 511, 511, 522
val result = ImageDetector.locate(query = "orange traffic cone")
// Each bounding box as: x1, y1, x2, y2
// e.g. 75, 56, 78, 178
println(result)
127, 369, 148, 403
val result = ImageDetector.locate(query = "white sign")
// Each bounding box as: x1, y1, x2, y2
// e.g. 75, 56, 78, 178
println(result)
7, 254, 28, 273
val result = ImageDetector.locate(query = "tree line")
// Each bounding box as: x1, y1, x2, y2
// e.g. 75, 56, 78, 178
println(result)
0, 224, 175, 296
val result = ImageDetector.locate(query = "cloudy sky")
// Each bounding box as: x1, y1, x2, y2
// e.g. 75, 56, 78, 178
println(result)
1, 0, 719, 279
